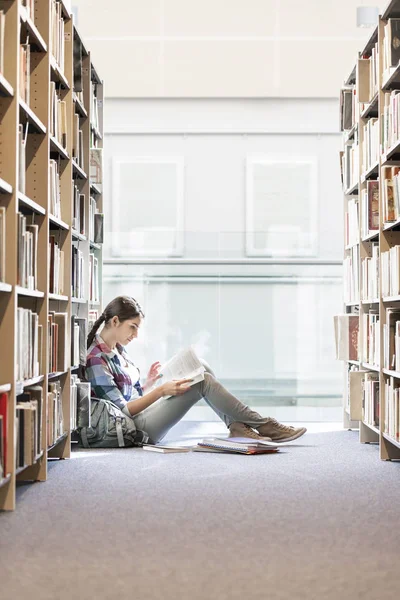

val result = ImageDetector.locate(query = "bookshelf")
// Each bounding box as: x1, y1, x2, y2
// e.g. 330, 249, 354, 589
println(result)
0, 1, 104, 510
338, 0, 400, 460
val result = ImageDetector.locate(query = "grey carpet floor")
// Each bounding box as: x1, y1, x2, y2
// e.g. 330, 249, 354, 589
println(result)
0, 424, 399, 600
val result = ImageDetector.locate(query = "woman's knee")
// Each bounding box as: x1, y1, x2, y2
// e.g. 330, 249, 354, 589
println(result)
200, 358, 216, 378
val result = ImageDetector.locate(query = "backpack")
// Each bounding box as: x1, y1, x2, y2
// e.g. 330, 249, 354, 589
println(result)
77, 398, 149, 448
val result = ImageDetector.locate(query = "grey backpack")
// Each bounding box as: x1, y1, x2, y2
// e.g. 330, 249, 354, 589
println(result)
78, 398, 149, 448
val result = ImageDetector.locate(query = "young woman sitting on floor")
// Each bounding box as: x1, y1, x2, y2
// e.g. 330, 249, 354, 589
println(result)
85, 295, 307, 445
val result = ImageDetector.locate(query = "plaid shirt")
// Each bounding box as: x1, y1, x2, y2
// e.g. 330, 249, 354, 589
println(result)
85, 334, 143, 411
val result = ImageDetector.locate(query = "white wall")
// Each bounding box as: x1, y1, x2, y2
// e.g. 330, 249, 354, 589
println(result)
72, 0, 387, 98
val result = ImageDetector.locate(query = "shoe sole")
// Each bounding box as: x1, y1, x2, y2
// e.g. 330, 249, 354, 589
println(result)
272, 427, 307, 443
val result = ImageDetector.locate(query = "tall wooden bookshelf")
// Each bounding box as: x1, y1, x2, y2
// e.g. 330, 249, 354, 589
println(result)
339, 0, 400, 460
0, 0, 104, 510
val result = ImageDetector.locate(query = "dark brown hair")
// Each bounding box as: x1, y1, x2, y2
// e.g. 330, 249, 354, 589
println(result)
87, 295, 144, 348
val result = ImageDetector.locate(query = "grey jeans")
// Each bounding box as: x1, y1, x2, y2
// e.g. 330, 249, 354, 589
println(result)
132, 361, 270, 443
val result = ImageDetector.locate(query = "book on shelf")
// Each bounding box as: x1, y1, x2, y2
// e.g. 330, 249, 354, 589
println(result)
18, 212, 38, 290
25, 385, 43, 455
73, 33, 83, 93
346, 366, 366, 420
361, 180, 379, 238
358, 50, 379, 109
72, 186, 85, 234
362, 118, 379, 174
70, 375, 90, 430
0, 205, 5, 282
362, 373, 379, 428
343, 245, 360, 304
50, 0, 65, 72
0, 393, 8, 477
48, 311, 68, 373
91, 83, 100, 132
49, 159, 61, 219
94, 213, 104, 244
16, 394, 40, 467
72, 114, 84, 169
334, 314, 359, 361
382, 91, 400, 156
345, 198, 359, 247
71, 315, 87, 366
17, 307, 42, 381
71, 245, 84, 299
384, 377, 399, 440
340, 87, 356, 131
341, 137, 359, 192
0, 10, 5, 76
48, 380, 63, 448
89, 253, 99, 302
89, 148, 102, 184
381, 166, 400, 223
381, 245, 400, 297
20, 38, 30, 106
49, 235, 65, 295
361, 242, 379, 301
383, 19, 400, 78
50, 82, 67, 149
18, 123, 29, 194
88, 309, 98, 334
383, 308, 400, 370
362, 310, 379, 366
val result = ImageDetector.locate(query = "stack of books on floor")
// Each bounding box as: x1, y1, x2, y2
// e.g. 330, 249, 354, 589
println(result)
143, 438, 284, 454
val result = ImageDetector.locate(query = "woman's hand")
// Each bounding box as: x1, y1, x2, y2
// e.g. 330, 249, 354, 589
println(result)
161, 379, 193, 397
145, 362, 162, 388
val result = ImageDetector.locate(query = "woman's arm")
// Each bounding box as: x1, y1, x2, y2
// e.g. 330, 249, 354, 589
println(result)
125, 378, 193, 416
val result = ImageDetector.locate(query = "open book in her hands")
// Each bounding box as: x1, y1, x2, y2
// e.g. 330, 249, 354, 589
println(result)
157, 346, 205, 399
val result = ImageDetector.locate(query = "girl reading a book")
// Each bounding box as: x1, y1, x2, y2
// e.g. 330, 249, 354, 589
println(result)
86, 295, 306, 444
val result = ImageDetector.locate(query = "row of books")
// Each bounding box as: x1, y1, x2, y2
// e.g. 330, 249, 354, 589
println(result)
71, 245, 84, 299
360, 45, 379, 105
361, 180, 379, 237
341, 140, 359, 192
50, 0, 65, 72
49, 235, 65, 295
48, 311, 68, 374
363, 310, 379, 367
72, 114, 84, 170
91, 84, 100, 133
384, 378, 400, 440
362, 118, 379, 175
89, 197, 104, 243
382, 245, 400, 297
17, 307, 42, 381
90, 148, 102, 184
72, 185, 85, 235
18, 212, 38, 290
20, 40, 30, 105
361, 243, 379, 301
343, 245, 360, 304
0, 205, 5, 282
48, 380, 64, 448
50, 159, 61, 219
340, 87, 357, 132
333, 314, 359, 362
381, 166, 400, 223
362, 373, 379, 428
0, 10, 5, 75
71, 315, 86, 366
345, 198, 359, 248
50, 82, 67, 149
16, 385, 43, 469
383, 19, 400, 81
382, 91, 400, 156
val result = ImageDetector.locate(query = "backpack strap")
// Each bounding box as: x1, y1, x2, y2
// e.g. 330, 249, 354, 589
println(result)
115, 416, 125, 447
80, 427, 90, 448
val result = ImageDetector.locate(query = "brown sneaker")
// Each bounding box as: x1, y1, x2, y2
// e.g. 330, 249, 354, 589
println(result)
256, 419, 307, 442
228, 422, 272, 442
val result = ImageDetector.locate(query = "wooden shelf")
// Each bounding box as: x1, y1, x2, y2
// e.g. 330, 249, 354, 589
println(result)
72, 230, 87, 242
91, 62, 102, 85
0, 178, 12, 194
0, 74, 14, 98
382, 62, 400, 91
16, 375, 45, 395
50, 57, 70, 90
0, 474, 11, 490
49, 293, 69, 301
383, 369, 400, 379
20, 7, 47, 53
382, 432, 400, 449
361, 230, 379, 242
344, 124, 357, 143
16, 451, 44, 476
383, 217, 400, 232
383, 295, 400, 303
0, 383, 12, 394
91, 123, 102, 140
90, 300, 100, 306
348, 360, 360, 366
362, 421, 380, 436
49, 214, 70, 231
48, 371, 68, 381
90, 182, 102, 195
361, 299, 379, 305
72, 160, 87, 180
344, 182, 358, 195
72, 297, 87, 304
48, 432, 68, 452
0, 282, 12, 293
362, 363, 380, 372
19, 100, 47, 134
360, 93, 379, 119
18, 192, 46, 215
361, 161, 379, 182
50, 136, 69, 160
16, 286, 45, 298
345, 242, 359, 250
345, 301, 360, 307
70, 365, 80, 371
73, 93, 88, 118
90, 241, 101, 250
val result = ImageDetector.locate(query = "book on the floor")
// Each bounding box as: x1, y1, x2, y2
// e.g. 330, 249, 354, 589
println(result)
195, 439, 279, 455
142, 444, 191, 453
220, 437, 290, 447
157, 346, 205, 399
